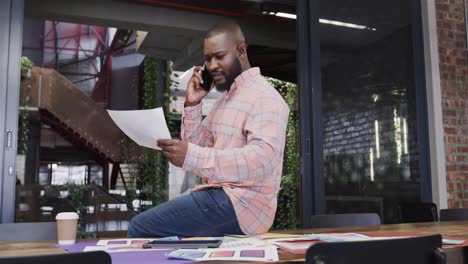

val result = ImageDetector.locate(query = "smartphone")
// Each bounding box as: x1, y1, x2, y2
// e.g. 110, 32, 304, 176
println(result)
142, 239, 222, 249
200, 64, 213, 92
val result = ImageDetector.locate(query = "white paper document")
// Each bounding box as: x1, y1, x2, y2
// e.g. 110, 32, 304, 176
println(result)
107, 108, 171, 150
219, 237, 266, 248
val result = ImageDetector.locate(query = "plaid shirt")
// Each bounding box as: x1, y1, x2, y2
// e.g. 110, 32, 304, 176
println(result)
181, 67, 289, 235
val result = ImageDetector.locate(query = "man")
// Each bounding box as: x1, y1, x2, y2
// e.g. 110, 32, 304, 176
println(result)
128, 21, 289, 237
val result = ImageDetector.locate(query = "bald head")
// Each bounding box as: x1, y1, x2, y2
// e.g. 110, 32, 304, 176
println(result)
203, 20, 251, 92
204, 20, 246, 45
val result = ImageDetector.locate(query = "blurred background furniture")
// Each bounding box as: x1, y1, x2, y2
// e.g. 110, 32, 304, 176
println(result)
306, 234, 445, 264
0, 222, 57, 242
0, 251, 111, 264
440, 208, 468, 222
397, 202, 438, 223
311, 213, 381, 228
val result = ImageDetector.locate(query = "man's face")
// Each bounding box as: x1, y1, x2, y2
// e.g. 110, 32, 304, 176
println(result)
204, 33, 242, 92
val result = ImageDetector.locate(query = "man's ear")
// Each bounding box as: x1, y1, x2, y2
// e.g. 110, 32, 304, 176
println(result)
237, 42, 247, 59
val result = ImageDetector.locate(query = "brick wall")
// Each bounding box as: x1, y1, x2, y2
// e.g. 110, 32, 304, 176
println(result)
436, 0, 468, 208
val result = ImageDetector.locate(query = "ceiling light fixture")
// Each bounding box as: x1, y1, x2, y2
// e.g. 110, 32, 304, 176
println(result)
273, 12, 377, 31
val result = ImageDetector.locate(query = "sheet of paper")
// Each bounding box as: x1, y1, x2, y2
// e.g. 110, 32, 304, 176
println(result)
219, 237, 267, 248
84, 245, 141, 252
442, 239, 465, 245
256, 233, 303, 239
182, 237, 225, 241
107, 108, 171, 150
273, 240, 318, 254
167, 246, 279, 262
84, 237, 179, 253
305, 233, 372, 242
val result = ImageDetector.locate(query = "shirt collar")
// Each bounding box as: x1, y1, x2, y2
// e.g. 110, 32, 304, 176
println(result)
227, 67, 261, 96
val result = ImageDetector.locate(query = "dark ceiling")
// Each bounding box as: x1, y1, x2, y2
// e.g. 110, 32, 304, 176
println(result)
138, 0, 412, 83
29, 0, 413, 84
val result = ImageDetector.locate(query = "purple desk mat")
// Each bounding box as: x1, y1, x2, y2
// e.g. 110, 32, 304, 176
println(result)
56, 242, 194, 264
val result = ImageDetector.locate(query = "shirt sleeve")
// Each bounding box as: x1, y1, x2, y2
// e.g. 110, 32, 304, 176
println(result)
180, 102, 213, 147
182, 96, 289, 182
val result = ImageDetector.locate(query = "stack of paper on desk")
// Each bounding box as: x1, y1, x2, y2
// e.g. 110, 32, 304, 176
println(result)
270, 233, 466, 254
107, 107, 171, 150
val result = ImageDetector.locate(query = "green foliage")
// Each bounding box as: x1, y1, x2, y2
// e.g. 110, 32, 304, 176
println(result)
116, 30, 132, 46
63, 183, 91, 238
18, 57, 33, 155
164, 61, 179, 133
138, 56, 169, 206
21, 56, 34, 69
18, 111, 29, 155
268, 78, 300, 229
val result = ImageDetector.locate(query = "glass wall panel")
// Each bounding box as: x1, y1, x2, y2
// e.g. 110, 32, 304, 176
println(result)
319, 0, 420, 223
17, 0, 298, 236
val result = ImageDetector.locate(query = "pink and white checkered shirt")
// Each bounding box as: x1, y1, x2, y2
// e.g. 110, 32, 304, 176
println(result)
181, 67, 289, 235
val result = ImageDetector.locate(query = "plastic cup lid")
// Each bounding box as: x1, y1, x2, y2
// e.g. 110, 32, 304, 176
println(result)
55, 212, 79, 220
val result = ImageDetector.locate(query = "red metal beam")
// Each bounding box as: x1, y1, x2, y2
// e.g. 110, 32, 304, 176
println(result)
45, 32, 93, 42
107, 55, 112, 107
24, 46, 97, 53
75, 24, 81, 61
91, 27, 106, 47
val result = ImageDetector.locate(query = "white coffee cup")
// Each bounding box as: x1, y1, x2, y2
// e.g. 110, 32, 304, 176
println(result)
55, 212, 79, 245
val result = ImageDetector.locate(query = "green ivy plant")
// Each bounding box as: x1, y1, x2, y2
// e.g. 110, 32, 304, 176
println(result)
21, 56, 34, 69
63, 183, 91, 238
120, 57, 180, 210
138, 56, 168, 207
18, 57, 34, 157
268, 78, 300, 229
164, 60, 180, 132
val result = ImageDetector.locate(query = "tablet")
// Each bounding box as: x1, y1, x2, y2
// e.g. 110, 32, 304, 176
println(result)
142, 239, 223, 249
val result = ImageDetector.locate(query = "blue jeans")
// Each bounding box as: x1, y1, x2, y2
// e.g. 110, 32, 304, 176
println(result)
127, 188, 244, 237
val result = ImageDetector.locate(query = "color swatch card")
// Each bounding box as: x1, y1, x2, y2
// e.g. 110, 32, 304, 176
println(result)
96, 237, 178, 246
219, 237, 266, 248
167, 246, 279, 262
83, 245, 157, 253
85, 237, 179, 252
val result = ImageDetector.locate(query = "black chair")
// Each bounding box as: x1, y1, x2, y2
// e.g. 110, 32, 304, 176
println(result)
440, 208, 468, 221
0, 251, 111, 264
398, 202, 438, 223
306, 234, 446, 264
311, 213, 381, 228
0, 222, 57, 242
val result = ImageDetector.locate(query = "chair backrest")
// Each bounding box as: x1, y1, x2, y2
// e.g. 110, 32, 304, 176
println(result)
311, 213, 381, 228
306, 234, 446, 264
0, 251, 111, 264
398, 203, 438, 223
440, 208, 468, 221
0, 222, 57, 242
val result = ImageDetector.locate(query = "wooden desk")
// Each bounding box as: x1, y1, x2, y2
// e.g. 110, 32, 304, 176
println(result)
1, 220, 467, 263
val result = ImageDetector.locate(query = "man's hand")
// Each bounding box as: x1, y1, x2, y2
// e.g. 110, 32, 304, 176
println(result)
185, 65, 214, 107
157, 139, 189, 167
